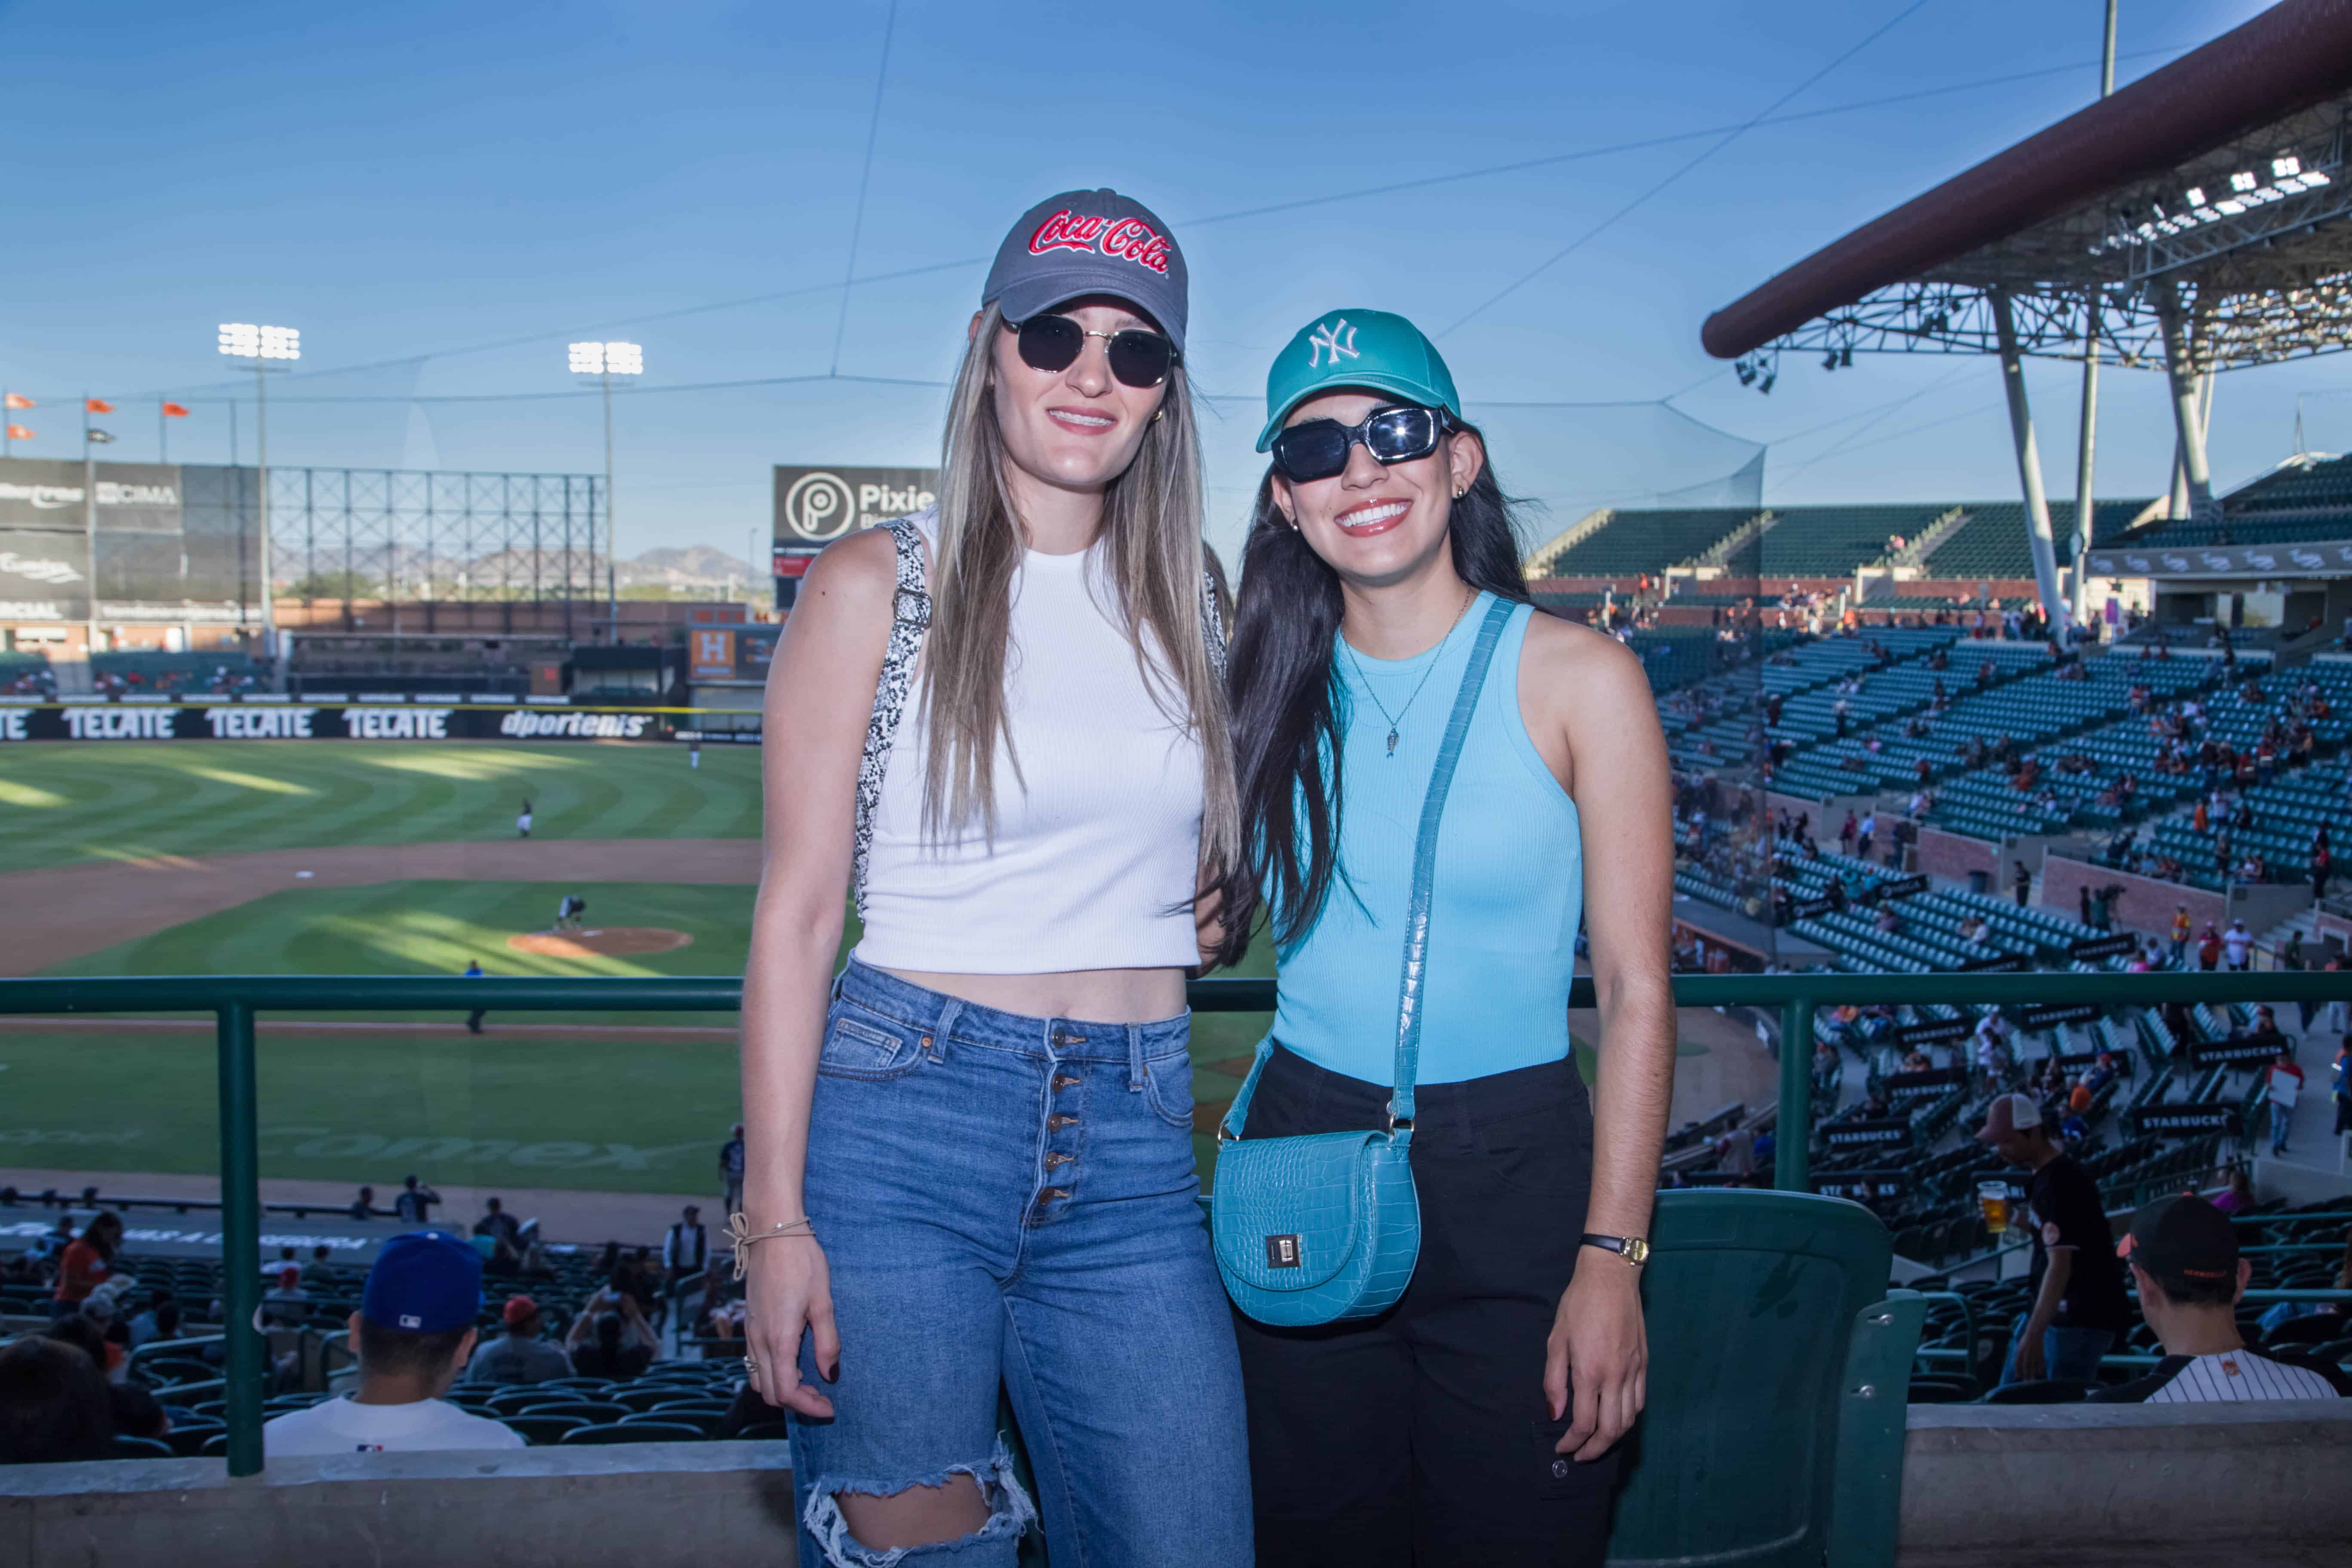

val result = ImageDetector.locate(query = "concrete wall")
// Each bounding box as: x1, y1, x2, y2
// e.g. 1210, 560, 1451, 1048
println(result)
2040, 855, 2225, 943
1898, 1401, 2352, 1568
8, 1404, 2352, 1567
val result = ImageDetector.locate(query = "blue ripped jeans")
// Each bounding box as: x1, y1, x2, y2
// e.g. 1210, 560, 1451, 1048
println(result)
789, 960, 1253, 1567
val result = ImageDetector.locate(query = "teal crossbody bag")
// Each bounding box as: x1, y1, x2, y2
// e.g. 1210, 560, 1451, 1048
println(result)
1211, 597, 1513, 1326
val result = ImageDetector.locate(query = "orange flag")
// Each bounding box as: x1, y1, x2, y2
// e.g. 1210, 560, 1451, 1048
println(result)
2, 393, 32, 410
5, 424, 31, 441
86, 398, 114, 413
162, 402, 191, 418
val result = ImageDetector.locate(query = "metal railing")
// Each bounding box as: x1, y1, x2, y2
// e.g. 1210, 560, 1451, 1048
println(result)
3, 968, 2347, 1476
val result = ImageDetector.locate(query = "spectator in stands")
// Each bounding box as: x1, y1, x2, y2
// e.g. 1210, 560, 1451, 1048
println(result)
463, 1294, 571, 1386
0, 1335, 114, 1464
472, 1197, 519, 1250
261, 1265, 309, 1329
2333, 1036, 2352, 1138
2208, 1165, 2257, 1216
2269, 1044, 2305, 1156
350, 1185, 376, 1220
1838, 812, 1857, 855
566, 1289, 659, 1380
50, 1211, 125, 1320
1856, 810, 1875, 862
126, 1292, 181, 1351
393, 1175, 440, 1225
2235, 1006, 2287, 1054
664, 1204, 709, 1284
718, 1122, 745, 1219
264, 1232, 522, 1455
45, 1309, 123, 1384
1978, 1092, 2133, 1386
2011, 860, 2031, 908
301, 1243, 336, 1289
2314, 839, 2334, 903
2092, 1197, 2349, 1402
2168, 907, 2191, 970
2196, 925, 2223, 972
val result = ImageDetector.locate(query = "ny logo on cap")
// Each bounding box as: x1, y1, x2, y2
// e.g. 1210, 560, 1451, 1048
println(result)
1307, 319, 1359, 368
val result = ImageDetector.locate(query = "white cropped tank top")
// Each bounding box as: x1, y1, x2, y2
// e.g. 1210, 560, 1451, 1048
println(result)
853, 509, 1208, 974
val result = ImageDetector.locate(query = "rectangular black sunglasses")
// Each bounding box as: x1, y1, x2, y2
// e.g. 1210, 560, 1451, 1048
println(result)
1269, 405, 1450, 484
1010, 314, 1178, 389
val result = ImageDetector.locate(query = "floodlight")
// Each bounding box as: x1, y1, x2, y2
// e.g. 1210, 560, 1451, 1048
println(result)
568, 341, 644, 377
2274, 156, 2303, 178
1839, 346, 1853, 368
1758, 371, 1776, 395
2231, 171, 2258, 193
218, 322, 299, 361
2185, 187, 2207, 208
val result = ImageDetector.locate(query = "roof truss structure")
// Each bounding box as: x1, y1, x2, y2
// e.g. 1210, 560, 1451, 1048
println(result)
1758, 99, 2352, 373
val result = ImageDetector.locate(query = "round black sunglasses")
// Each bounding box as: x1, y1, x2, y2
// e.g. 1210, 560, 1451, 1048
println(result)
1008, 314, 1178, 389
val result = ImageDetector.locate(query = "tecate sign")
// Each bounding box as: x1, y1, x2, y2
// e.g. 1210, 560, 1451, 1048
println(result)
773, 465, 940, 546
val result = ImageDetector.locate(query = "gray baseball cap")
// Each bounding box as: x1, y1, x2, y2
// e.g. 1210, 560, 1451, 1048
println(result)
982, 189, 1188, 354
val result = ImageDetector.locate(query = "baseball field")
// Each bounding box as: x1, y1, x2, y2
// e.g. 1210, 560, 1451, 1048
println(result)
0, 741, 1277, 1202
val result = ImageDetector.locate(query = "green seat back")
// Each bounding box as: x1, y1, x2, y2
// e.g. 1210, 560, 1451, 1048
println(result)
1605, 1190, 1923, 1568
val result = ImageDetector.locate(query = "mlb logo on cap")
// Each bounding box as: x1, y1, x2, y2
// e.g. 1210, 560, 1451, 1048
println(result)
361, 1231, 483, 1336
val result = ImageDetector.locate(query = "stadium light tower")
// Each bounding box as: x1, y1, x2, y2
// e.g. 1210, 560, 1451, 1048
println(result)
217, 323, 299, 662
568, 340, 643, 643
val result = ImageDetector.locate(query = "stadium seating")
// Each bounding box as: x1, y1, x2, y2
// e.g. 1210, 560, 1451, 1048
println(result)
1755, 503, 1951, 576
1543, 507, 1756, 577
1919, 499, 2153, 579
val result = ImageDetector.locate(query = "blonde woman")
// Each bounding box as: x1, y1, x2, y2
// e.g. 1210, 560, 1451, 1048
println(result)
737, 190, 1250, 1567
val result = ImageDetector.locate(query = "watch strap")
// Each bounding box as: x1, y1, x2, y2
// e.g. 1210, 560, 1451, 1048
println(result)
1580, 1232, 1649, 1265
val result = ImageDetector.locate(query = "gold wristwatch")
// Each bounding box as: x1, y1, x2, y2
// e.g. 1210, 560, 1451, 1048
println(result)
1580, 1232, 1651, 1267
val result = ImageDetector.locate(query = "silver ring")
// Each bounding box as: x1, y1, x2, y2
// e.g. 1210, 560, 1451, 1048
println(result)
743, 1357, 760, 1375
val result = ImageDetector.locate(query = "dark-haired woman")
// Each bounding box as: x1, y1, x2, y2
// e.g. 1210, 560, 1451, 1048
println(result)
50, 1211, 125, 1320
738, 190, 1249, 1566
1216, 310, 1675, 1565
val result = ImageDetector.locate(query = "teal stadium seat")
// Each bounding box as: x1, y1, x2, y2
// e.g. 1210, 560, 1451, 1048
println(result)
1603, 1190, 1925, 1568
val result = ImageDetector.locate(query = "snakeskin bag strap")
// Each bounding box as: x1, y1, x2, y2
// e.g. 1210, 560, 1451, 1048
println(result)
851, 511, 934, 918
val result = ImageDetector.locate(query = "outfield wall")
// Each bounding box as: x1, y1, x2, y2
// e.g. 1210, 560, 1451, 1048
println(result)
0, 701, 756, 744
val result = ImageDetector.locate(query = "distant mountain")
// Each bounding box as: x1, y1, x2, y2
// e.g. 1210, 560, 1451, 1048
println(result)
633, 545, 755, 582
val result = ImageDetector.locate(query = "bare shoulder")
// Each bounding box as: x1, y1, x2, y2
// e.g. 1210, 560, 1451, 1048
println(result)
1519, 605, 1654, 708
798, 524, 901, 613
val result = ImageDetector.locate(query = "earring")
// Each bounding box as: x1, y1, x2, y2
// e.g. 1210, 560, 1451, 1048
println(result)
1152, 409, 1164, 424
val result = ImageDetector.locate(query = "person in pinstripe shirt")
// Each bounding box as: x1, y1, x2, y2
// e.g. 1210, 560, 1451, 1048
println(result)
2092, 1195, 2350, 1403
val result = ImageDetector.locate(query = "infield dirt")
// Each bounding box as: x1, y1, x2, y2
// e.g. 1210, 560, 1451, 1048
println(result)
0, 839, 759, 975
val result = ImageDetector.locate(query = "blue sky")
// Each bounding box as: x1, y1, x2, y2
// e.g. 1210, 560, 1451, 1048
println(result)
2, 0, 2336, 563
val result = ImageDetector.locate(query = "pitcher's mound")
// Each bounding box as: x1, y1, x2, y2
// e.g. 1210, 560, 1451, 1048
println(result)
508, 927, 693, 958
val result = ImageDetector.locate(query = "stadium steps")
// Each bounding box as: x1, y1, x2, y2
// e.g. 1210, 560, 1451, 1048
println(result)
1523, 507, 1619, 578
1882, 506, 1969, 570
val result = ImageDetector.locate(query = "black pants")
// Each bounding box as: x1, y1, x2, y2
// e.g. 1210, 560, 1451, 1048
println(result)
1230, 1045, 1622, 1567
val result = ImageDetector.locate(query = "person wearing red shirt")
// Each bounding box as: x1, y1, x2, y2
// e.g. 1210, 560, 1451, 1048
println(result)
50, 1212, 124, 1319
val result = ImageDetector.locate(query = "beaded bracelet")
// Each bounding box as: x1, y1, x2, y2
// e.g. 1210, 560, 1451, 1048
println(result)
727, 1212, 815, 1279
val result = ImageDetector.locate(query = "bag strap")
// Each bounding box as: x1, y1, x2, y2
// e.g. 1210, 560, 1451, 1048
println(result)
1218, 595, 1514, 1144
851, 509, 934, 917
1388, 596, 1515, 1130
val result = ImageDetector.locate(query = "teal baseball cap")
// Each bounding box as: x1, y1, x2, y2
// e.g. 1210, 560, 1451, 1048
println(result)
1256, 309, 1462, 452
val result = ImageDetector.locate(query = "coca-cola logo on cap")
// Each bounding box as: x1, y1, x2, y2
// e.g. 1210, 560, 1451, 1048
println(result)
1027, 209, 1172, 276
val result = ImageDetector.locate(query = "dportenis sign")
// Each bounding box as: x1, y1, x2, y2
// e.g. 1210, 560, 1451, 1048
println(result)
0, 701, 683, 743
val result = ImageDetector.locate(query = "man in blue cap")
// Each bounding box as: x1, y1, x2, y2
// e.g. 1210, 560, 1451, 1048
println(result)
263, 1232, 522, 1455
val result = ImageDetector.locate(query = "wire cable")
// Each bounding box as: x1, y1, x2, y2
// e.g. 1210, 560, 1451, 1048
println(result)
830, 0, 901, 377
1435, 0, 1936, 340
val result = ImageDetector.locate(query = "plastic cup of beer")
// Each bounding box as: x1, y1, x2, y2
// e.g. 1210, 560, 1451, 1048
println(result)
1977, 1180, 2010, 1235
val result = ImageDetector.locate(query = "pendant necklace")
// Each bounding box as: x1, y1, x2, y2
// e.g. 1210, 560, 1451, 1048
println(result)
1343, 589, 1476, 757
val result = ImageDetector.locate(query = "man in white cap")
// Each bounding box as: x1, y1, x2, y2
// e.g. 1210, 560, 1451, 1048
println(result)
1977, 1091, 2132, 1386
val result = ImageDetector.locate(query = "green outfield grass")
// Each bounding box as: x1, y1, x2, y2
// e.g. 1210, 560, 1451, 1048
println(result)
0, 741, 760, 871
0, 1026, 738, 1196
13, 870, 1278, 1191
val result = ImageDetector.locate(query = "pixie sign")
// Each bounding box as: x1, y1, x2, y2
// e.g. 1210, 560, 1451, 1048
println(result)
1027, 209, 1173, 276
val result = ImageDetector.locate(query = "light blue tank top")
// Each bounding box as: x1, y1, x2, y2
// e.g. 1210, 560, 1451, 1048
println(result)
1270, 593, 1585, 1086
